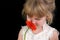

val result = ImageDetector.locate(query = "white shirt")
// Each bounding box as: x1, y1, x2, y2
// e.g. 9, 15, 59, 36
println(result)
20, 23, 59, 40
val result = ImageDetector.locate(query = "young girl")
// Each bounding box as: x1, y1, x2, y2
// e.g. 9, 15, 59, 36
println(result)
18, 0, 59, 40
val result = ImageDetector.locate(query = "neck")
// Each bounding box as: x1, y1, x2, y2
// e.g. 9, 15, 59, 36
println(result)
32, 26, 43, 34
32, 22, 47, 34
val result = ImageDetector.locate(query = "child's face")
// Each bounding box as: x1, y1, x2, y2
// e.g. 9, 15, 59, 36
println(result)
27, 15, 46, 28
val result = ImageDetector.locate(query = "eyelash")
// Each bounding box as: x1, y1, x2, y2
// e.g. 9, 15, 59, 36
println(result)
35, 18, 40, 20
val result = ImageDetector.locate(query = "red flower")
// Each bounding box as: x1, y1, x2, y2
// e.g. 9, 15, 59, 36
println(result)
26, 20, 36, 31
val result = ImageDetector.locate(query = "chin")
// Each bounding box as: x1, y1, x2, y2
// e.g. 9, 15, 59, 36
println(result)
37, 25, 42, 27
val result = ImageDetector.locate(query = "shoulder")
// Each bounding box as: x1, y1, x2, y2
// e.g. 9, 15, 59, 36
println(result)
47, 25, 59, 34
49, 27, 59, 40
19, 26, 28, 35
50, 27, 59, 36
50, 26, 59, 35
48, 26, 59, 40
46, 25, 59, 36
21, 26, 28, 30
18, 26, 26, 40
18, 26, 28, 40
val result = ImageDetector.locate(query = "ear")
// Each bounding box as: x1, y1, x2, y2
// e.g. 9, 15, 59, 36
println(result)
46, 15, 49, 24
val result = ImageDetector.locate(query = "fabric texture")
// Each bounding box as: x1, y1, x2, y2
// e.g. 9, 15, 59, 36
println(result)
21, 23, 59, 40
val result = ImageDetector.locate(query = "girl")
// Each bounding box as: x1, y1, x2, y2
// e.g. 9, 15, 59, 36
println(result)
18, 0, 59, 40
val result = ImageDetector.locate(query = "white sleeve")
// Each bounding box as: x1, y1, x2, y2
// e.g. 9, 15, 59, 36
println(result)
49, 28, 59, 38
19, 26, 28, 35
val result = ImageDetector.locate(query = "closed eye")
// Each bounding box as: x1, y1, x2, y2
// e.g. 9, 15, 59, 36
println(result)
35, 18, 41, 20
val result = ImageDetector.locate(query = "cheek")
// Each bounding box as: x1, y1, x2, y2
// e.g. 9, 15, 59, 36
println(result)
37, 20, 45, 25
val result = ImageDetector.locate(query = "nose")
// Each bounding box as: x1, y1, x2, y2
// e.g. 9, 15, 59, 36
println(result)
31, 20, 37, 24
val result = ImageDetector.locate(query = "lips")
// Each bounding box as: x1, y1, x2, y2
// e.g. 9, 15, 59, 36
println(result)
26, 20, 36, 31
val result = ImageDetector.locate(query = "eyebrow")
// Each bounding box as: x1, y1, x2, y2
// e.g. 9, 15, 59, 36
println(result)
34, 18, 41, 20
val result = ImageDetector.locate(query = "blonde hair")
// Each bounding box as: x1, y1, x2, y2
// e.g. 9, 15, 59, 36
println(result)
22, 0, 55, 25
